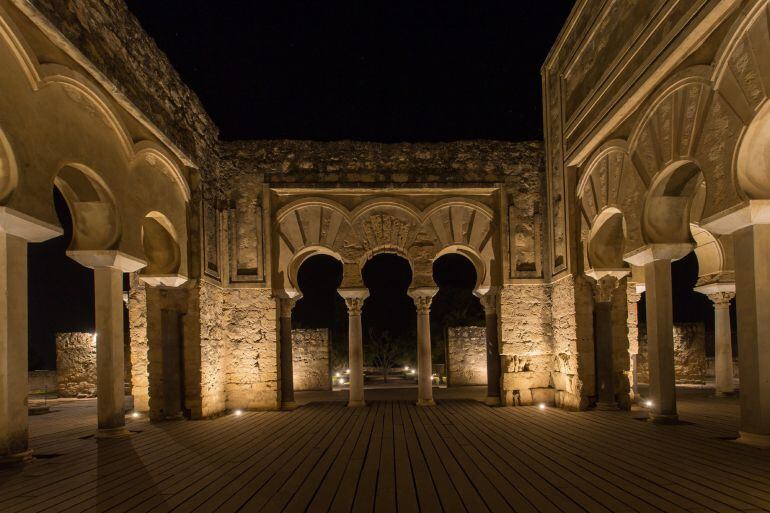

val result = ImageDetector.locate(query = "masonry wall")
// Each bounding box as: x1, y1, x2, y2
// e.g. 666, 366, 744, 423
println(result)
500, 283, 553, 406
637, 323, 708, 384
221, 288, 279, 410
127, 279, 149, 411
292, 329, 330, 392
447, 326, 487, 386
55, 332, 96, 397
198, 280, 228, 416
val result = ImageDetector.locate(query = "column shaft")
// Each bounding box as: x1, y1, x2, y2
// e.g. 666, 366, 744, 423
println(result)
643, 259, 677, 422
595, 301, 616, 407
0, 232, 31, 462
713, 299, 735, 396
734, 224, 770, 445
416, 305, 434, 406
279, 299, 296, 409
347, 307, 365, 407
485, 309, 501, 403
94, 267, 129, 436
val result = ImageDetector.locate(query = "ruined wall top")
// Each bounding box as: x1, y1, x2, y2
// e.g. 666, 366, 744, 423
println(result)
27, 0, 218, 168
219, 139, 544, 185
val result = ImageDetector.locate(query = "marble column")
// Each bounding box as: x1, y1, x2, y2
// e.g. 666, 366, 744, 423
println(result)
94, 266, 131, 437
0, 232, 32, 463
733, 224, 770, 446
626, 283, 643, 403
643, 259, 678, 423
409, 287, 438, 406
694, 282, 736, 397
478, 289, 501, 405
279, 297, 297, 410
588, 271, 626, 410
339, 288, 368, 407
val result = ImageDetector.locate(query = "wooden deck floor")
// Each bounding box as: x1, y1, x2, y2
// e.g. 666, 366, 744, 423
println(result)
1, 391, 769, 512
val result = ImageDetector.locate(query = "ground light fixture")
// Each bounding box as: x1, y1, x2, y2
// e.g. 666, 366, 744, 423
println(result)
131, 411, 140, 419
338, 378, 345, 385
234, 409, 243, 416
645, 400, 653, 408
538, 403, 546, 410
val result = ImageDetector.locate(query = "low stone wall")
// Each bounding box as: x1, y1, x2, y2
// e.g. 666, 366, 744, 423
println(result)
637, 323, 707, 384
56, 332, 97, 397
447, 326, 487, 386
292, 329, 331, 391
28, 370, 57, 394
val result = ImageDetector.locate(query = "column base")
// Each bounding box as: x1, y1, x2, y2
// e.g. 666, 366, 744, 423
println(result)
281, 401, 298, 411
347, 400, 366, 408
714, 390, 737, 398
595, 401, 619, 411
484, 396, 501, 406
416, 399, 436, 407
95, 426, 133, 439
648, 413, 679, 424
736, 431, 770, 448
0, 450, 33, 467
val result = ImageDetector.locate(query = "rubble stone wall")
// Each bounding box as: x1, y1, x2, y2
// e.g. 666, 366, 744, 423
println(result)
127, 279, 149, 411
447, 326, 487, 386
292, 329, 330, 392
219, 287, 279, 410
198, 280, 228, 416
500, 283, 553, 406
55, 332, 97, 397
637, 323, 708, 384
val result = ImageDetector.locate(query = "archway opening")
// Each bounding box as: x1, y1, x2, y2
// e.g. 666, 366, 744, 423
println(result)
361, 253, 415, 387
432, 253, 484, 388
293, 254, 345, 390
27, 187, 130, 407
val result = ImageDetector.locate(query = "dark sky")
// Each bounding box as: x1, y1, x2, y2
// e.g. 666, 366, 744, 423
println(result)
127, 0, 575, 142
30, 1, 726, 371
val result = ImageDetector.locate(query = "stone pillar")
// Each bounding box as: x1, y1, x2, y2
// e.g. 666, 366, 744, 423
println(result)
588, 272, 625, 410
279, 297, 297, 410
627, 283, 643, 402
0, 232, 31, 463
94, 267, 131, 437
478, 289, 501, 405
409, 287, 438, 406
733, 224, 770, 446
643, 259, 678, 423
694, 282, 736, 397
339, 288, 368, 407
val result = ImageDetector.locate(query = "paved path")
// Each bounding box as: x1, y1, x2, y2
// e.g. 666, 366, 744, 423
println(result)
0, 390, 767, 512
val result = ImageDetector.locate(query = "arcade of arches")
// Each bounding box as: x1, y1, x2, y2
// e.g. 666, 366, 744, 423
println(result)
2, 0, 770, 468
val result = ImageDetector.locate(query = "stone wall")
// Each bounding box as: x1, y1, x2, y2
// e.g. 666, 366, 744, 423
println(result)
55, 332, 96, 397
127, 278, 149, 411
637, 323, 708, 384
500, 283, 553, 406
222, 288, 279, 410
292, 329, 330, 392
550, 274, 594, 410
198, 280, 228, 416
447, 326, 487, 386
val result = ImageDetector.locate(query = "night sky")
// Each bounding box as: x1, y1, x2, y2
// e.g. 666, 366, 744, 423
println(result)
27, 1, 722, 370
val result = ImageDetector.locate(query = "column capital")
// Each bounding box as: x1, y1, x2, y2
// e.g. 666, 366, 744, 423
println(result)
476, 287, 500, 315
338, 288, 369, 315
67, 250, 146, 273
278, 297, 298, 318
694, 281, 735, 308
408, 287, 438, 314
586, 269, 628, 304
